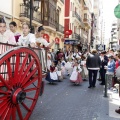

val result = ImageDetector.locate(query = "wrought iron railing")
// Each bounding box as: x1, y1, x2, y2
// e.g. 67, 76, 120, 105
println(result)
19, 3, 42, 23
83, 18, 91, 26
72, 11, 81, 22
56, 23, 64, 34
72, 33, 80, 40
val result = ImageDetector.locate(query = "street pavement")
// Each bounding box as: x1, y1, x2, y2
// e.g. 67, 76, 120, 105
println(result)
30, 77, 120, 120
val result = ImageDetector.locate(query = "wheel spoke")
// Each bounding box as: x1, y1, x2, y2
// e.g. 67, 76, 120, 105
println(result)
18, 54, 28, 81
24, 87, 38, 92
23, 77, 38, 88
12, 106, 16, 120
14, 53, 20, 80
26, 96, 36, 101
0, 82, 4, 87
5, 106, 12, 120
0, 74, 11, 89
6, 59, 13, 85
16, 104, 23, 120
22, 67, 37, 86
1, 103, 11, 120
21, 102, 31, 112
0, 89, 9, 95
20, 59, 35, 84
0, 100, 10, 116
0, 96, 8, 101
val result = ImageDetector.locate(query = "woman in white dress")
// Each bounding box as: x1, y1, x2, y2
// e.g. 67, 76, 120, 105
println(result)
17, 23, 36, 47
70, 61, 83, 85
0, 18, 16, 45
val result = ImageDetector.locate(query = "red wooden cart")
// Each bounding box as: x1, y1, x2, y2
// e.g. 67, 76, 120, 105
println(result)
0, 42, 47, 120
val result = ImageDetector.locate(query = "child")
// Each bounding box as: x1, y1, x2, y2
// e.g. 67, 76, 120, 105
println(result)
18, 23, 36, 47
81, 56, 88, 81
0, 18, 16, 44
70, 61, 82, 85
61, 57, 66, 78
46, 61, 58, 84
65, 58, 73, 76
9, 21, 21, 42
56, 60, 63, 81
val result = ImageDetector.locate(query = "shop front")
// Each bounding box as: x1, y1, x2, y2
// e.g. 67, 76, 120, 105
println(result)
64, 40, 79, 51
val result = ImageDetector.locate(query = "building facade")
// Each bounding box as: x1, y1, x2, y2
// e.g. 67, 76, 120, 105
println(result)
64, 0, 93, 51
110, 21, 118, 49
0, 0, 65, 50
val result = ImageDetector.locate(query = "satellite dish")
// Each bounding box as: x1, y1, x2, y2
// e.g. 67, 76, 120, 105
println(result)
114, 4, 120, 18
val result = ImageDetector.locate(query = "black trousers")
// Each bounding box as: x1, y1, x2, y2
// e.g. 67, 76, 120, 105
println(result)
100, 69, 106, 84
88, 70, 98, 87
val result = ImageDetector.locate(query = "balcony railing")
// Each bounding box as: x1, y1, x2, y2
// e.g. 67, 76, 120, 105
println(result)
72, 33, 80, 40
60, 0, 64, 4
83, 18, 91, 26
56, 23, 64, 34
19, 3, 42, 23
73, 11, 81, 22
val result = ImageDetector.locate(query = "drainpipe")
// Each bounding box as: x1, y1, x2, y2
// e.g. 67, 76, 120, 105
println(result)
12, 0, 14, 21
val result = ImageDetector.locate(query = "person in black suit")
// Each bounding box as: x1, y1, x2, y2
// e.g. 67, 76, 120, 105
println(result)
99, 51, 108, 85
86, 49, 101, 88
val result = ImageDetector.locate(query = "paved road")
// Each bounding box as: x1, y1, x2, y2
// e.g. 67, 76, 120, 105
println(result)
30, 78, 120, 120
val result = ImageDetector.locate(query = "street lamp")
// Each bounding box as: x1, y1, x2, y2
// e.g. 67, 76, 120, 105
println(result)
23, 0, 40, 33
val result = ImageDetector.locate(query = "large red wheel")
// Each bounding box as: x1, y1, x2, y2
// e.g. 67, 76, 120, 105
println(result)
0, 47, 42, 120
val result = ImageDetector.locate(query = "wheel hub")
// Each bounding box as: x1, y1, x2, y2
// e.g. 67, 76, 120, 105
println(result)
12, 88, 26, 104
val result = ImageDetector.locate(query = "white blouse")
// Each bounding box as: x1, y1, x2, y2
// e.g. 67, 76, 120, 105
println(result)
36, 37, 50, 47
18, 33, 36, 46
0, 30, 16, 44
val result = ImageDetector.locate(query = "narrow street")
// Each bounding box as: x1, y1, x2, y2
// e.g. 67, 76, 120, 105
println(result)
30, 78, 120, 120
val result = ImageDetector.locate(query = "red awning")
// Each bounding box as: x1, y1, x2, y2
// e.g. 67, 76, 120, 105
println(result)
55, 37, 60, 44
43, 34, 50, 43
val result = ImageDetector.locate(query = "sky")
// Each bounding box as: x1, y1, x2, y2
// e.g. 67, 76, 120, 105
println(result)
103, 0, 118, 39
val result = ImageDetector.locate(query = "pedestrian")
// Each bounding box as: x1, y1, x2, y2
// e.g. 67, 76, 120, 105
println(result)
86, 49, 101, 88
99, 51, 108, 85
104, 55, 115, 89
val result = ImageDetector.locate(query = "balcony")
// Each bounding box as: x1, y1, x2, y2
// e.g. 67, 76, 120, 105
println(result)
72, 33, 80, 40
56, 23, 64, 34
72, 11, 81, 22
60, 0, 64, 4
83, 18, 91, 28
19, 3, 42, 24
84, 6, 89, 10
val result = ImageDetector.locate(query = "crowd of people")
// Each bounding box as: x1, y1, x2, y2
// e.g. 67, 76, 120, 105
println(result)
1, 17, 120, 114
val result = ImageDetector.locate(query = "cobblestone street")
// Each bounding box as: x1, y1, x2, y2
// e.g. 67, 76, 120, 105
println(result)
30, 78, 120, 120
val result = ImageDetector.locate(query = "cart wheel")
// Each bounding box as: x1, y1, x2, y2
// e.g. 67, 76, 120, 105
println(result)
0, 47, 42, 120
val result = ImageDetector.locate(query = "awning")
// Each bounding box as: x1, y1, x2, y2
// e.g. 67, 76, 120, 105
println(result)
43, 34, 50, 43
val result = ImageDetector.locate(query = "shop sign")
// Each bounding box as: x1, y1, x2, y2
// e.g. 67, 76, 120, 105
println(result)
55, 37, 60, 44
64, 40, 78, 44
64, 30, 72, 35
43, 34, 49, 42
96, 44, 105, 51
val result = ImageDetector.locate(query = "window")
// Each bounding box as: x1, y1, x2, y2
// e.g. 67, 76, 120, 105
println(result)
84, 14, 87, 19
